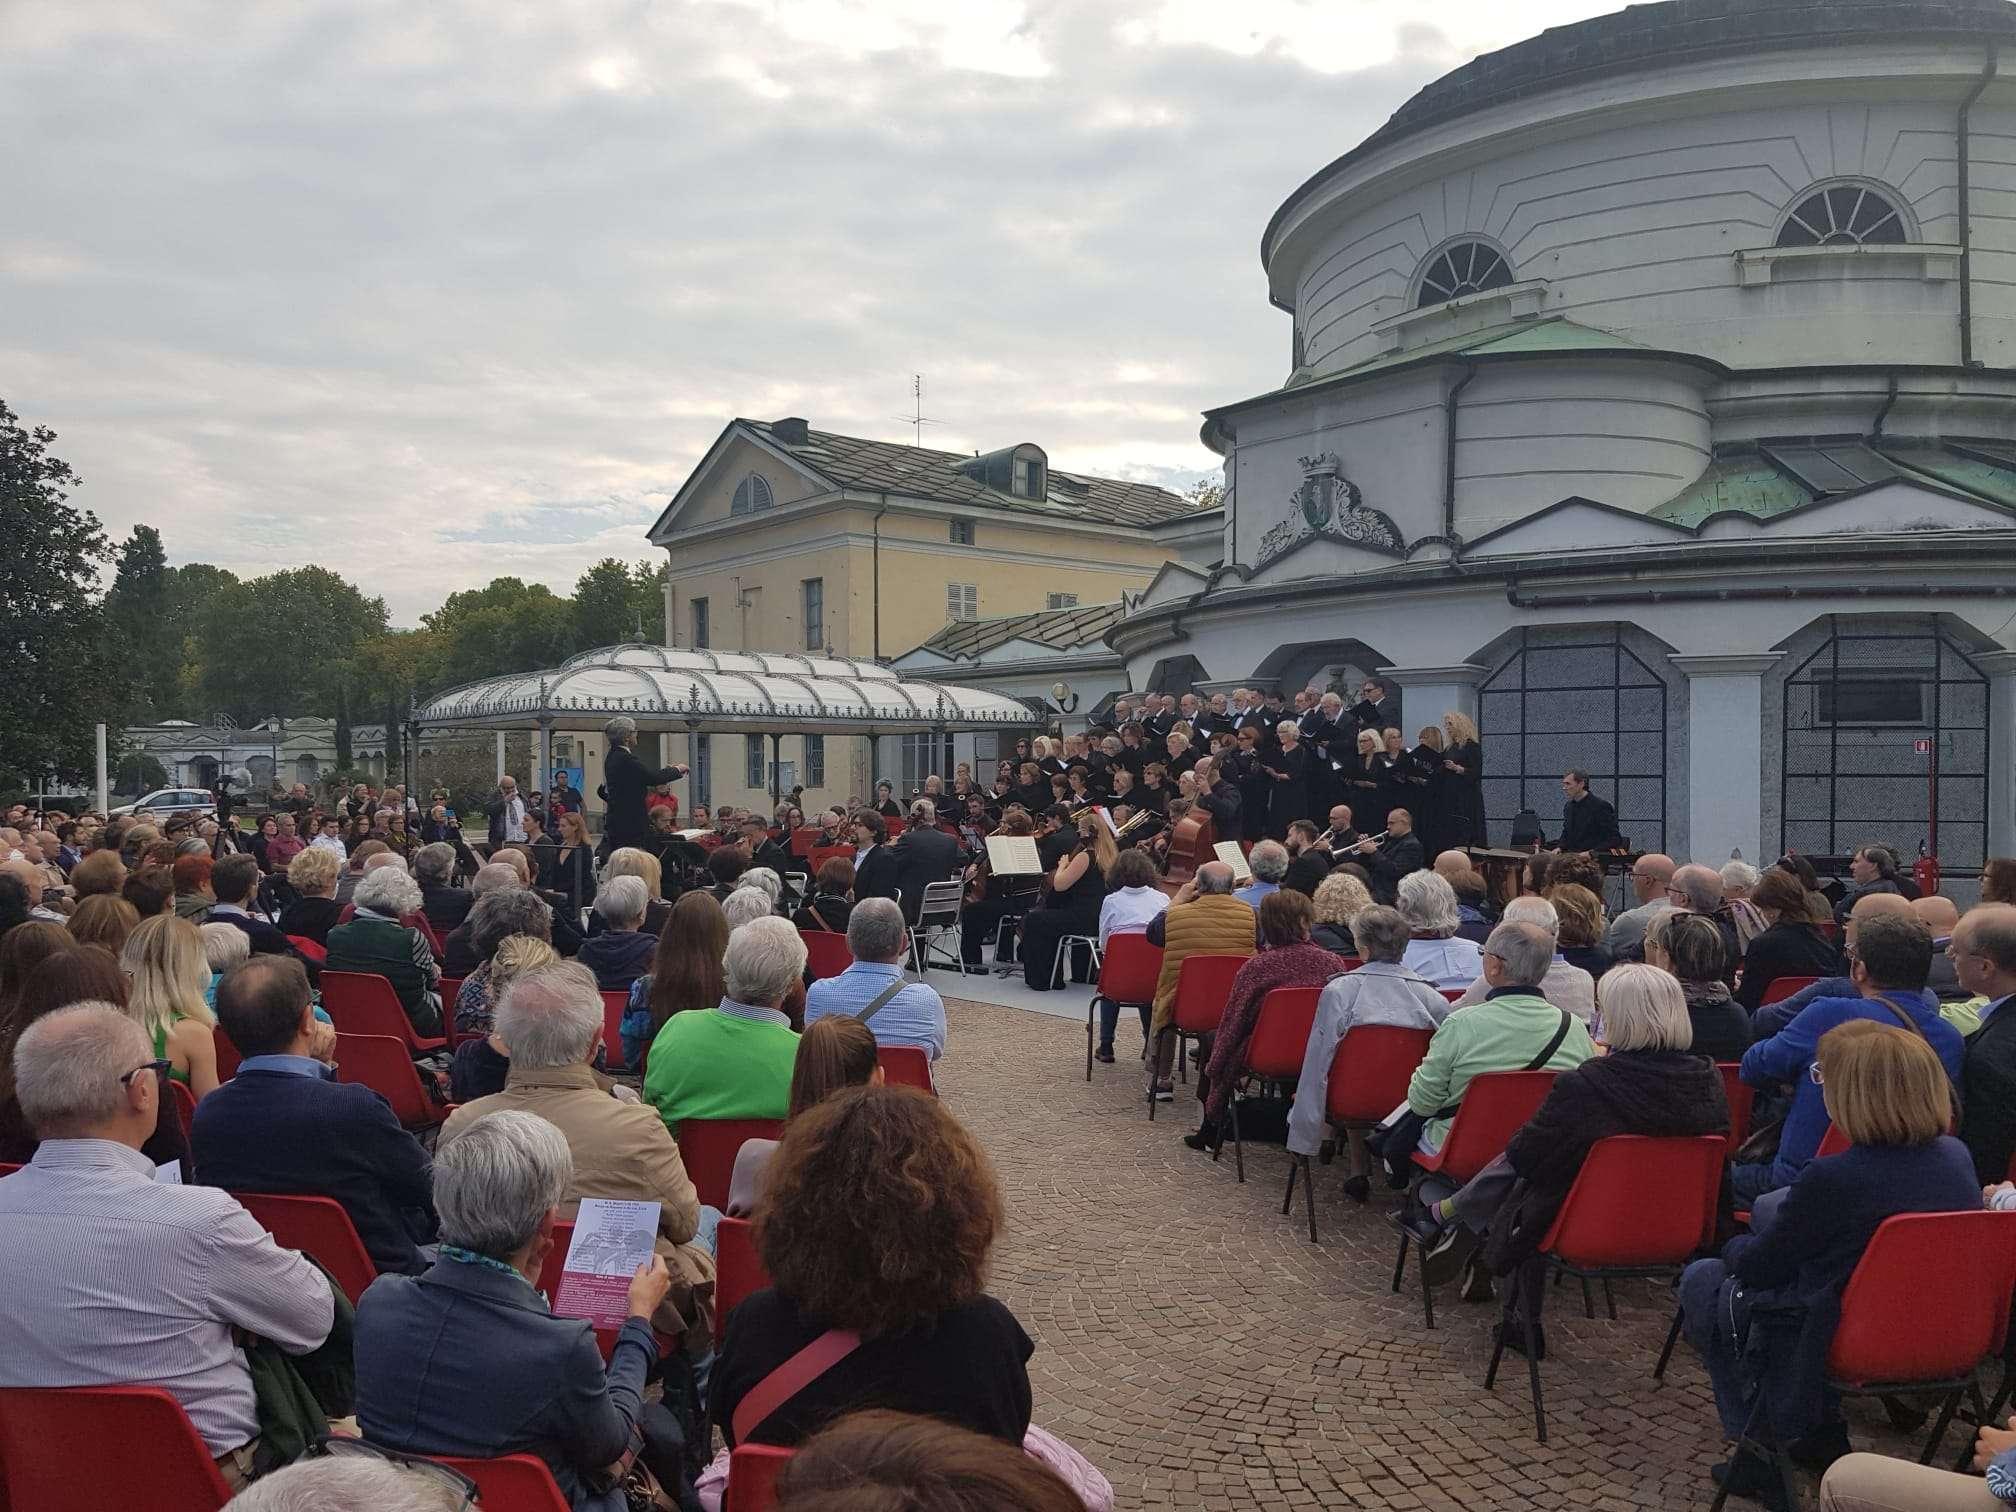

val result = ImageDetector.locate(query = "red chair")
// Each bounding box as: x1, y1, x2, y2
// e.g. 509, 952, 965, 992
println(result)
428, 1453, 571, 1512
1815, 1121, 1852, 1159
286, 933, 328, 962
1218, 986, 1320, 1183
715, 1215, 772, 1339
1085, 932, 1163, 1079
321, 970, 449, 1054
440, 977, 467, 1046
1283, 1026, 1434, 1243
334, 1032, 444, 1130
1439, 988, 1466, 1003
1717, 1063, 1754, 1149
808, 845, 853, 876
1759, 973, 1821, 1006
1708, 1211, 2016, 1505
213, 1025, 243, 1083
677, 1117, 786, 1210
598, 991, 630, 1070
876, 1044, 934, 1094
168, 1078, 198, 1146
1155, 952, 1248, 1120
0, 1163, 20, 1177
1484, 1134, 1725, 1442
234, 1191, 380, 1305
726, 1443, 795, 1512
0, 1385, 233, 1511
800, 929, 854, 982
1388, 1069, 1560, 1327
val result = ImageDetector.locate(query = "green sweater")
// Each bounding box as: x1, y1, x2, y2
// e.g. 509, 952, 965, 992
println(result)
644, 1006, 799, 1129
1406, 988, 1594, 1151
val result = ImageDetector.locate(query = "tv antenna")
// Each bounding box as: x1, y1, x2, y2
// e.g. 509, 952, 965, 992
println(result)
894, 373, 943, 446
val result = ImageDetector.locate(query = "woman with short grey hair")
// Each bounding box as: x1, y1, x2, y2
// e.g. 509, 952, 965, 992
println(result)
722, 886, 775, 932
324, 861, 443, 1038
354, 1109, 689, 1511
1396, 871, 1485, 989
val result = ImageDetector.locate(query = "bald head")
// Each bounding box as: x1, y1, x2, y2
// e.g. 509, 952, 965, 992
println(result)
1845, 888, 1914, 950
1195, 861, 1236, 896
2, 859, 45, 905
472, 861, 522, 897
1630, 853, 1675, 904
1434, 849, 1472, 881
1669, 864, 1723, 914
1911, 894, 1960, 936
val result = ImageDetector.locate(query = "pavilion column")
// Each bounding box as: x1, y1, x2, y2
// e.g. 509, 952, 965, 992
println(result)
535, 719, 554, 814
1977, 651, 2016, 862
495, 732, 507, 782
1670, 654, 1779, 865
1377, 662, 1487, 739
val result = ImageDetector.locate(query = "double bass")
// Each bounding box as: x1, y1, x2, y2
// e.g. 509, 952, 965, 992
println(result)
1159, 807, 1216, 894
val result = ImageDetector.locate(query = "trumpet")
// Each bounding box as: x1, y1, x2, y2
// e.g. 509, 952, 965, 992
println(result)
1348, 828, 1392, 850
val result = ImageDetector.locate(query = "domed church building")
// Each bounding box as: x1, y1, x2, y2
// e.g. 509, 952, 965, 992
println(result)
1115, 0, 2016, 889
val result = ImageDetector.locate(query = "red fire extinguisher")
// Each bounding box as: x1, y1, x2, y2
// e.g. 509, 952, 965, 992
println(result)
1914, 843, 1940, 900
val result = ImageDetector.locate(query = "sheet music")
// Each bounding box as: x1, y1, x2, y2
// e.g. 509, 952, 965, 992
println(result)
984, 835, 1044, 875
1213, 841, 1252, 880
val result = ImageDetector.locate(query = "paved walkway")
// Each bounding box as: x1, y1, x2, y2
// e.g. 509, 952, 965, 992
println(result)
931, 993, 1927, 1511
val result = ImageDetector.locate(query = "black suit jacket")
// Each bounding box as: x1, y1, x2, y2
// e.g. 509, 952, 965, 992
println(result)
1964, 997, 2016, 1184
853, 844, 902, 905
1281, 848, 1332, 897
891, 825, 962, 921
1363, 832, 1426, 895
602, 745, 683, 849
1559, 793, 1621, 852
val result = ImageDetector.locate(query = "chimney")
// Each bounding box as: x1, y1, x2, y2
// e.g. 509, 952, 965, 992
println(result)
772, 416, 809, 445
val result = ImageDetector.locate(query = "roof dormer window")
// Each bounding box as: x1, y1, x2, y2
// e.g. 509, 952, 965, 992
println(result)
1012, 455, 1042, 498
956, 443, 1049, 502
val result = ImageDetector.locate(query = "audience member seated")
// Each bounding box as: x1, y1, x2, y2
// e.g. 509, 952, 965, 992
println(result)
172, 851, 215, 922
1954, 905, 2016, 1185
599, 847, 677, 938
1416, 964, 1729, 1335
791, 857, 856, 936
1834, 844, 1908, 928
771, 1410, 1093, 1512
121, 913, 222, 1098
1097, 847, 1168, 950
1021, 813, 1114, 992
1734, 912, 1961, 1203
723, 884, 777, 932
337, 839, 390, 908
1646, 910, 1752, 1062
195, 955, 436, 1276
0, 945, 133, 1162
122, 862, 175, 919
1234, 840, 1290, 910
712, 1086, 1033, 1452
413, 841, 471, 934
1819, 1425, 2016, 1512
1446, 896, 1594, 1021
1669, 863, 1742, 982
1309, 870, 1374, 956
326, 863, 443, 1038
1681, 1020, 1980, 1498
440, 861, 524, 974
1752, 892, 1919, 1039
706, 844, 750, 902
1735, 866, 1841, 1014
66, 891, 139, 956
1434, 850, 1495, 943
0, 1004, 334, 1489
225, 1453, 470, 1512
1186, 891, 1349, 1152
1141, 862, 1255, 1091
354, 1109, 690, 1510
576, 875, 656, 992
644, 914, 803, 1129
622, 891, 729, 1071
1395, 871, 1488, 991
450, 886, 556, 1035
279, 845, 344, 946
199, 920, 250, 1006
209, 853, 310, 963
442, 962, 714, 1345
67, 847, 126, 903
805, 897, 947, 1061
726, 1015, 883, 1218
1388, 922, 1594, 1168
1912, 893, 1967, 1001
1605, 853, 1676, 962
0, 919, 71, 1016
450, 936, 559, 1104
1547, 883, 1611, 980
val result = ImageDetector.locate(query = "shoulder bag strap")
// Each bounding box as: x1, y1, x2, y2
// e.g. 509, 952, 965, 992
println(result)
1523, 1008, 1575, 1072
806, 903, 835, 934
1872, 994, 1927, 1039
731, 1327, 863, 1446
856, 979, 907, 1026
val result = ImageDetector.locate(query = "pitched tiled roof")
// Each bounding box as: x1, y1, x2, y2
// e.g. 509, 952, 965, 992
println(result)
911, 601, 1126, 660
740, 420, 1201, 529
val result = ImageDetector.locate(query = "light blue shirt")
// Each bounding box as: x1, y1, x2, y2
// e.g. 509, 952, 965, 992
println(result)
235, 1054, 331, 1080
804, 961, 947, 1061
1234, 880, 1280, 910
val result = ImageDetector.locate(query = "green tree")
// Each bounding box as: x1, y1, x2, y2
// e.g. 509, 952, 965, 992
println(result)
0, 400, 119, 789
193, 566, 388, 726
1184, 477, 1225, 509
572, 558, 667, 649
421, 577, 578, 688
102, 525, 176, 721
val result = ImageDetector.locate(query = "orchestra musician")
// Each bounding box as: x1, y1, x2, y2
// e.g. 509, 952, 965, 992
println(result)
1282, 819, 1333, 896
1356, 807, 1427, 900
1190, 755, 1244, 845
959, 808, 1040, 972
1021, 811, 1116, 990
1557, 768, 1621, 853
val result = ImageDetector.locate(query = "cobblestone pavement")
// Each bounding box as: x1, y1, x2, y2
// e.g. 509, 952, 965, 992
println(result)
933, 994, 1929, 1512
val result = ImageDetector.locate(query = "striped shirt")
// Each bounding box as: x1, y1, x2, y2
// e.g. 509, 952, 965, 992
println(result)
0, 1139, 335, 1454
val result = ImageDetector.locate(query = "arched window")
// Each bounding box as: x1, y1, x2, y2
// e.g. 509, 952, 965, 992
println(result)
1775, 184, 1908, 248
730, 474, 774, 516
1415, 242, 1514, 308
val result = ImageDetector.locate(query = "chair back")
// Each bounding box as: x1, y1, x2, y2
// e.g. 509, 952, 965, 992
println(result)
1332, 956, 1363, 971
168, 1078, 199, 1145
1433, 1070, 1560, 1183
808, 845, 854, 876
598, 991, 630, 1070
286, 934, 328, 962
1716, 1063, 1754, 1148
1324, 1026, 1434, 1125
876, 1044, 934, 1094
715, 1215, 772, 1336
677, 1117, 786, 1210
235, 1191, 380, 1305
1172, 953, 1248, 1035
1827, 1211, 2016, 1385
440, 977, 467, 1045
917, 880, 963, 925
1760, 974, 1821, 1006
321, 970, 447, 1053
1439, 988, 1466, 1003
333, 1032, 442, 1129
0, 1386, 232, 1512
1815, 1121, 1852, 1159
1243, 987, 1321, 1080
1541, 1134, 1727, 1267
429, 1453, 572, 1512
725, 1443, 795, 1512
212, 1025, 243, 1083
1096, 933, 1163, 1005
799, 930, 854, 981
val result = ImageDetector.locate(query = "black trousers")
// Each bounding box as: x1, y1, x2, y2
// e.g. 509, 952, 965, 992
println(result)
1022, 904, 1099, 989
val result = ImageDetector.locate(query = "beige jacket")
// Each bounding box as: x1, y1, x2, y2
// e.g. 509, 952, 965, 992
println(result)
442, 1061, 717, 1345
1149, 893, 1258, 1034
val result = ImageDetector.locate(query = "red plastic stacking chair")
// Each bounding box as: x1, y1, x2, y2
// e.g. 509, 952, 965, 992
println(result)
334, 1032, 444, 1130
1708, 1211, 2016, 1509
1155, 952, 1248, 1119
726, 1443, 795, 1512
800, 930, 854, 982
715, 1215, 773, 1341
235, 1191, 380, 1306
1815, 1121, 1852, 1159
1759, 973, 1821, 1006
876, 1044, 934, 1094
1220, 986, 1321, 1183
321, 970, 448, 1054
1716, 1063, 1754, 1148
678, 1117, 786, 1210
1388, 1069, 1560, 1327
440, 977, 467, 1046
213, 1025, 243, 1083
287, 933, 328, 962
429, 1453, 571, 1512
598, 991, 630, 1071
0, 1385, 233, 1512
1085, 932, 1163, 1079
168, 1077, 199, 1146
1484, 1134, 1725, 1442
1283, 1025, 1434, 1243
1439, 988, 1466, 1003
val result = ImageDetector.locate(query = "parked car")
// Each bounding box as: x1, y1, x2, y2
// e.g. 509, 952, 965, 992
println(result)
108, 787, 217, 820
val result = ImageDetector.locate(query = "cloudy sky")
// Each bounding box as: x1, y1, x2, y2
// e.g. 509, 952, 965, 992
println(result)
5, 0, 1614, 622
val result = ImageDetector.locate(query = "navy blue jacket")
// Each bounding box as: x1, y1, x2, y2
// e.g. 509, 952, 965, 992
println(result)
576, 930, 656, 993
356, 1260, 656, 1512
191, 1065, 435, 1276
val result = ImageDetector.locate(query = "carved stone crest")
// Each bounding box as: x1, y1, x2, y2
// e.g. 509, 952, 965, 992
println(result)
1255, 453, 1404, 570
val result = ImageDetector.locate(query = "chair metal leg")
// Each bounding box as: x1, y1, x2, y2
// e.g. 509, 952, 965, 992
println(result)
1390, 1232, 1410, 1294
1602, 1279, 1618, 1322
1177, 1031, 1188, 1085
1579, 1277, 1596, 1320
1483, 1312, 1510, 1388
1522, 1301, 1548, 1443
1417, 1234, 1437, 1329
1304, 1159, 1319, 1244
1280, 1158, 1299, 1216
1921, 1384, 1964, 1465
1653, 1305, 1684, 1382
1085, 999, 1096, 1082
1230, 1094, 1245, 1183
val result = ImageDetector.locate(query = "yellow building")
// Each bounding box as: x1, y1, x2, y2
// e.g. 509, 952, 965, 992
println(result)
646, 416, 1217, 813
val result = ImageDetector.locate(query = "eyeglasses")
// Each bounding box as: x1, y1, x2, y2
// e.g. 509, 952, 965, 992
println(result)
317, 1438, 477, 1507
119, 1059, 173, 1089
1809, 1061, 1825, 1086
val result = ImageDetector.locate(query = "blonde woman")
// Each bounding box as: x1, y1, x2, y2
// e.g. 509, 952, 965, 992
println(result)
554, 809, 597, 914
1311, 870, 1374, 955
448, 935, 563, 1104
1440, 711, 1484, 849
121, 913, 221, 1098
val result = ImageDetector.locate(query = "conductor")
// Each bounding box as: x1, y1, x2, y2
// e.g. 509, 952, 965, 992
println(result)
598, 716, 688, 854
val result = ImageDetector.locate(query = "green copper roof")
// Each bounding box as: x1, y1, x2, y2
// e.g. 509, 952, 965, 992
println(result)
1650, 439, 2016, 525
1650, 454, 1815, 526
